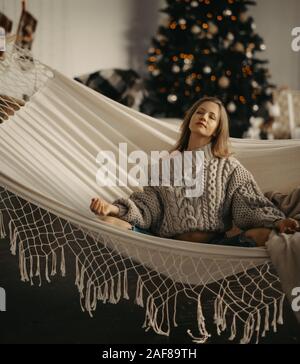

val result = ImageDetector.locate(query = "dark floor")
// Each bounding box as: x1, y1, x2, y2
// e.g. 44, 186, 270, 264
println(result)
0, 236, 299, 344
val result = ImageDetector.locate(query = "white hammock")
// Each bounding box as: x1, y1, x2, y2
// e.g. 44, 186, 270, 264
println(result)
1, 46, 300, 344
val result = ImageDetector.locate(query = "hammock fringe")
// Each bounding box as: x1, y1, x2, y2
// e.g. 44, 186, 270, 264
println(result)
0, 193, 286, 344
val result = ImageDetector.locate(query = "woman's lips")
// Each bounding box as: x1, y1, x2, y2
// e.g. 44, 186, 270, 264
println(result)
196, 121, 207, 128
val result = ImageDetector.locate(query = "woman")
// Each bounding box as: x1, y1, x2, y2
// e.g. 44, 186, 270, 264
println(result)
90, 97, 299, 247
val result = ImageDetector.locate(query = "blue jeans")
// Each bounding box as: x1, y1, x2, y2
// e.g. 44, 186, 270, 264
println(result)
210, 232, 257, 248
131, 226, 154, 236
131, 227, 256, 247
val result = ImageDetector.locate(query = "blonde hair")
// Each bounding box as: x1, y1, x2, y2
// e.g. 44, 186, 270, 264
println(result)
172, 97, 232, 158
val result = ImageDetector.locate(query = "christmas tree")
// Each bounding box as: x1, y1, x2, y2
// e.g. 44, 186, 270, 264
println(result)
141, 0, 275, 138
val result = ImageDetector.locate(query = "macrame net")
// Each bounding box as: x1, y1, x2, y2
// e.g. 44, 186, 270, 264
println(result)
0, 43, 52, 122
0, 44, 286, 344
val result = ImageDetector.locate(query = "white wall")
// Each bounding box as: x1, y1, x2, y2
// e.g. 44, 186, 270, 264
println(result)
250, 0, 300, 90
0, 0, 299, 89
0, 0, 163, 77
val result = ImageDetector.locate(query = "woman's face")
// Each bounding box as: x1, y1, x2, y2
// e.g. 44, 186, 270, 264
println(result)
189, 101, 220, 139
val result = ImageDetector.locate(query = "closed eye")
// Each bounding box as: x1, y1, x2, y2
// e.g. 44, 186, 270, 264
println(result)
197, 110, 216, 120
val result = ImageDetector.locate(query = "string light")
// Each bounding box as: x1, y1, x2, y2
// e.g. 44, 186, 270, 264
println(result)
167, 94, 178, 103
223, 9, 232, 16
239, 96, 246, 104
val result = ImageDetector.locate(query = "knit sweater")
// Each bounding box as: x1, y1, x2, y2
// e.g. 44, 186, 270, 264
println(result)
113, 143, 285, 238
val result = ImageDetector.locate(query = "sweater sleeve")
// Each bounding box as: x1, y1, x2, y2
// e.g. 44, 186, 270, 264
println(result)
228, 162, 285, 230
112, 186, 163, 231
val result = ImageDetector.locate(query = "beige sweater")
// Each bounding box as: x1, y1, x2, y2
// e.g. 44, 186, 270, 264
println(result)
113, 143, 285, 238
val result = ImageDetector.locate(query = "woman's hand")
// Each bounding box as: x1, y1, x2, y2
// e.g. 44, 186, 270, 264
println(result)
274, 218, 300, 234
90, 197, 119, 217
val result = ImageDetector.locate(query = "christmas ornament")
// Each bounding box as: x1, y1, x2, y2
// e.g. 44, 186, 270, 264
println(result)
244, 117, 264, 139
223, 39, 231, 48
172, 65, 181, 73
240, 12, 249, 23
234, 42, 245, 52
208, 22, 218, 35
203, 66, 212, 74
268, 102, 281, 118
191, 25, 202, 34
227, 102, 236, 113
167, 94, 178, 103
218, 76, 230, 88
227, 32, 234, 41
223, 9, 232, 17
183, 63, 192, 72
260, 44, 266, 51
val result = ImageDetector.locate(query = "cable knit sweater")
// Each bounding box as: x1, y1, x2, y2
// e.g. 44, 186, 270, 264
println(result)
113, 143, 285, 238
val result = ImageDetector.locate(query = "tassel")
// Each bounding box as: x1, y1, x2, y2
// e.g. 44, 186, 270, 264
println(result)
173, 292, 178, 328
60, 246, 66, 277
29, 254, 34, 286
9, 222, 17, 255
229, 314, 237, 341
187, 295, 211, 344
277, 294, 285, 325
85, 279, 93, 317
91, 286, 97, 311
116, 272, 122, 303
75, 257, 80, 288
123, 270, 129, 300
272, 298, 278, 333
135, 276, 144, 307
240, 316, 251, 344
51, 250, 57, 276
262, 305, 270, 337
0, 210, 6, 239
109, 277, 116, 304
45, 255, 51, 283
36, 255, 42, 287
255, 310, 262, 344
